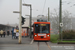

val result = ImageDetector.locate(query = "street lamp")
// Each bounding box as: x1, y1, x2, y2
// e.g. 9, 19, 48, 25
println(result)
23, 4, 31, 6
13, 11, 20, 13
25, 15, 30, 16
23, 4, 32, 38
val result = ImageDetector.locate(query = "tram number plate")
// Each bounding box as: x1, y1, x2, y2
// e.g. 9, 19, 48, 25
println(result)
38, 34, 46, 36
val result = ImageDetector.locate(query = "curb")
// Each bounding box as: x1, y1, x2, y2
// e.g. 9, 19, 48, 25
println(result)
58, 42, 75, 44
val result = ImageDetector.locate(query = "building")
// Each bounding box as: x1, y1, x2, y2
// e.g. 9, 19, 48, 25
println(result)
0, 24, 15, 34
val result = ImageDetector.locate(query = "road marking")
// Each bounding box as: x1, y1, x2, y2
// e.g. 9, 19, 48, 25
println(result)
30, 39, 34, 44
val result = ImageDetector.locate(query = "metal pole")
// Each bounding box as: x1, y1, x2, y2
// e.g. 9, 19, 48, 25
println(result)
30, 5, 32, 38
59, 0, 62, 41
71, 15, 72, 30
48, 7, 50, 21
19, 0, 22, 44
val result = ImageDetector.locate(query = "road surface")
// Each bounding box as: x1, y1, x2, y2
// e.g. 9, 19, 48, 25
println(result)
0, 35, 75, 50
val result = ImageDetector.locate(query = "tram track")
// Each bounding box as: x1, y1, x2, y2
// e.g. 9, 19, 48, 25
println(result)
45, 42, 51, 50
37, 42, 51, 50
37, 42, 39, 50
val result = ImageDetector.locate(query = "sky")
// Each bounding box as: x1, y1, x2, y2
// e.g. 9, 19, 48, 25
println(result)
0, 0, 75, 24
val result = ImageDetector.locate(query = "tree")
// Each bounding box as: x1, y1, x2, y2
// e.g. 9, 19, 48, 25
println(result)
50, 10, 71, 34
62, 11, 71, 30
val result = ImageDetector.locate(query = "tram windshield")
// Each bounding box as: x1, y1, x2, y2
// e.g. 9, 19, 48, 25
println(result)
35, 24, 50, 33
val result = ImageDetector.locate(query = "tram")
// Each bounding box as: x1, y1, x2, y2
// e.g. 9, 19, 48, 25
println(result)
33, 19, 50, 41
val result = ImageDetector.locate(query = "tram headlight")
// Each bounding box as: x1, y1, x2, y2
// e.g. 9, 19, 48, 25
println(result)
47, 35, 50, 37
35, 35, 37, 36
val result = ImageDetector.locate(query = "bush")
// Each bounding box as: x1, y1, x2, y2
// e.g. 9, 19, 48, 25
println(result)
62, 30, 75, 39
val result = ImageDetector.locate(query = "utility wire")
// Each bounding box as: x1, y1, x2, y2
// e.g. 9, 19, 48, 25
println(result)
42, 0, 46, 15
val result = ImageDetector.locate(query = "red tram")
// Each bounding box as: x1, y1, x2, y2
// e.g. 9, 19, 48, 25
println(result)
33, 20, 50, 41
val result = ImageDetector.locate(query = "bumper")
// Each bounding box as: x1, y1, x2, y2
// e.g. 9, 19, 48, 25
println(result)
34, 38, 50, 41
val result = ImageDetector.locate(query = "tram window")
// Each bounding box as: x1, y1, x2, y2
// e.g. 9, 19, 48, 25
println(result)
35, 24, 50, 33
42, 25, 49, 33
35, 24, 40, 33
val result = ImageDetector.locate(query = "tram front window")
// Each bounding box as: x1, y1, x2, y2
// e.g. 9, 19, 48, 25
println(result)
35, 24, 49, 33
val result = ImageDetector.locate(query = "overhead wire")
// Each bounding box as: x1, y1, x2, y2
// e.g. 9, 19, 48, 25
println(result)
42, 0, 46, 15
62, 0, 75, 10
62, 0, 75, 16
22, 0, 42, 17
23, 0, 40, 12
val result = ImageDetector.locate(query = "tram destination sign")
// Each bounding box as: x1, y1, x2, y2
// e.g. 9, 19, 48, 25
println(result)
39, 24, 46, 26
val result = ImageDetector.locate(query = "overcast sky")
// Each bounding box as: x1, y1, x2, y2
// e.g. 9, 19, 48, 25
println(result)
0, 0, 75, 24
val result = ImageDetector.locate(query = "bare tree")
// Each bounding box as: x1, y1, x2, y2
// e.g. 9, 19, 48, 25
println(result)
62, 11, 71, 30
50, 10, 71, 34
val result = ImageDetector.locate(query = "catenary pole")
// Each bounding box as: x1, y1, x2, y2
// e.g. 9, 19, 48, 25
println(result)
30, 5, 32, 38
59, 0, 62, 41
48, 7, 50, 21
71, 15, 72, 30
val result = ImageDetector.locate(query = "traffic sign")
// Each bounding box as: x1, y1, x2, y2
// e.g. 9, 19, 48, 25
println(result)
60, 23, 63, 27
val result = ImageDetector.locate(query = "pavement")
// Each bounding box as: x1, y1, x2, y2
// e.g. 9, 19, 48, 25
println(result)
0, 35, 32, 44
0, 35, 75, 50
